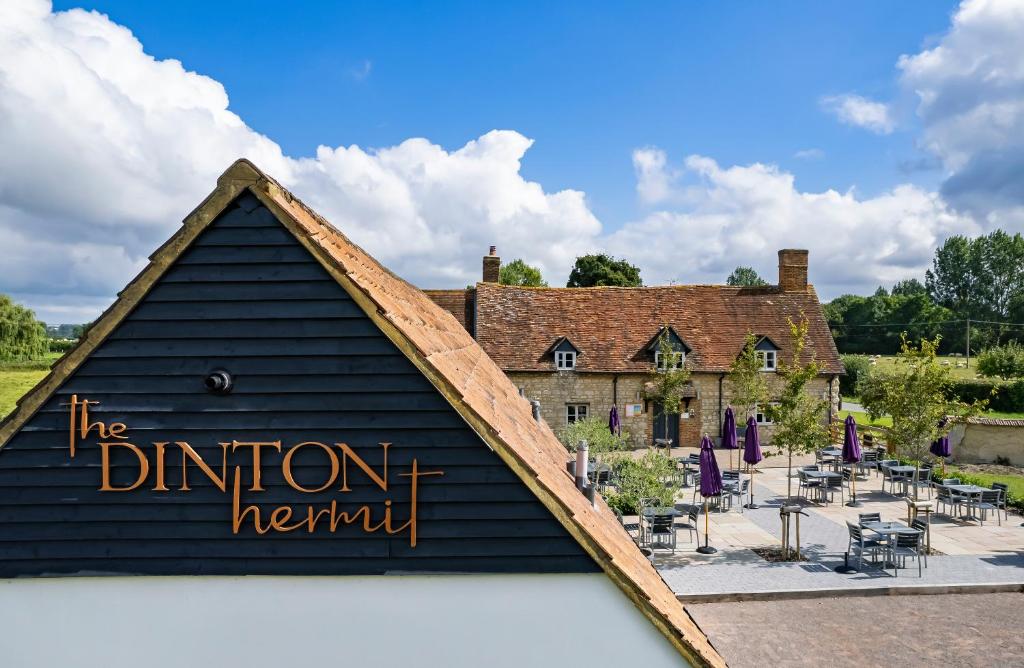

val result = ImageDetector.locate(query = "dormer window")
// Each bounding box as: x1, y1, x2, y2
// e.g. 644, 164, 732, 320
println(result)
555, 350, 576, 370
645, 326, 691, 373
547, 337, 580, 372
655, 350, 684, 371
754, 336, 780, 372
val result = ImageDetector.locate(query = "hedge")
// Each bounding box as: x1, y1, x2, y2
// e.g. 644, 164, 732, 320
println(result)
944, 379, 1024, 413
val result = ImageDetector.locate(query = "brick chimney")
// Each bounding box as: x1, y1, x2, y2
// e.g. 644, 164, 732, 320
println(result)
482, 246, 500, 284
778, 249, 809, 292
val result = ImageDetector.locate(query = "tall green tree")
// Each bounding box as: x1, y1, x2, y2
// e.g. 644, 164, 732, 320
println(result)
726, 266, 768, 287
728, 331, 768, 421
499, 259, 547, 287
859, 335, 984, 498
643, 329, 692, 449
766, 317, 829, 500
0, 295, 48, 362
825, 291, 954, 354
566, 254, 642, 287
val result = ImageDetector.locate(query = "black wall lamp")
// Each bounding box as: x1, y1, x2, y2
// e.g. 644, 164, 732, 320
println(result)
204, 369, 233, 395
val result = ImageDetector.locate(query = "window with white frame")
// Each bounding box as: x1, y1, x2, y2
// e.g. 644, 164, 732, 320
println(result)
655, 350, 685, 371
555, 350, 576, 370
755, 402, 779, 424
566, 404, 588, 424
756, 349, 777, 371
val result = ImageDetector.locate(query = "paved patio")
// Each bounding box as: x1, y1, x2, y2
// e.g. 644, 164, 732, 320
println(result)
628, 448, 1024, 597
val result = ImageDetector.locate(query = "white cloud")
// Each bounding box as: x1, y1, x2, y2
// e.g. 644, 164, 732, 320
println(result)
617, 150, 979, 297
898, 0, 1024, 220
0, 0, 600, 322
820, 94, 895, 134
793, 148, 825, 161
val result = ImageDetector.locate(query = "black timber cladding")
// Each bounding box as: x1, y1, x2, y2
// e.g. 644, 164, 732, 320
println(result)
0, 192, 598, 577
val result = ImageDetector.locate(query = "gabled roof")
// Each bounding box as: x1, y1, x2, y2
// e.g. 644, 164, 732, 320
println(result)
754, 335, 781, 351
0, 160, 723, 668
644, 326, 692, 354
470, 282, 842, 374
545, 336, 581, 355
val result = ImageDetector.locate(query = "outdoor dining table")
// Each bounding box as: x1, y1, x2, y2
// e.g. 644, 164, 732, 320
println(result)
819, 447, 843, 470
675, 456, 701, 488
884, 465, 917, 496
939, 483, 991, 521
862, 520, 923, 570
802, 470, 841, 504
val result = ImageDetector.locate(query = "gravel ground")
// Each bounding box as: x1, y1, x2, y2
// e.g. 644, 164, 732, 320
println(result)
688, 593, 1024, 667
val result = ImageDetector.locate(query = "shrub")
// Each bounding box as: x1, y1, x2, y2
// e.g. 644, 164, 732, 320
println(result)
48, 339, 77, 354
839, 354, 871, 396
558, 416, 629, 457
944, 379, 1024, 413
603, 450, 676, 515
977, 342, 1024, 379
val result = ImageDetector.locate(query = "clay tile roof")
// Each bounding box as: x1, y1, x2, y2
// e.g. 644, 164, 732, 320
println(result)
966, 416, 1024, 427
422, 289, 474, 331
471, 282, 843, 375
0, 160, 724, 668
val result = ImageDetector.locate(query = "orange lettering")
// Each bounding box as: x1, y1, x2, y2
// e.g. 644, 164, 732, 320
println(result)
283, 441, 339, 493
231, 441, 281, 491
336, 442, 389, 492
99, 442, 150, 491
177, 441, 229, 492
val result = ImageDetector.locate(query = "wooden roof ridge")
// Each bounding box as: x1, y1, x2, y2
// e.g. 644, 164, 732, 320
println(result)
0, 158, 725, 668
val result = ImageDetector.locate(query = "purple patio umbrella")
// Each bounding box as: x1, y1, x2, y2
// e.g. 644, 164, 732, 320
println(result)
930, 418, 951, 457
843, 414, 863, 507
742, 417, 762, 509
697, 434, 722, 554
721, 406, 738, 472
608, 405, 621, 436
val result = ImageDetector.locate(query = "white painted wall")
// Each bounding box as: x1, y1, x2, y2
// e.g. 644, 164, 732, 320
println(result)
0, 573, 690, 667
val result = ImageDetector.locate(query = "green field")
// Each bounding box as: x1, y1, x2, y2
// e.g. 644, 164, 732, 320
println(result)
862, 354, 987, 382
0, 353, 60, 419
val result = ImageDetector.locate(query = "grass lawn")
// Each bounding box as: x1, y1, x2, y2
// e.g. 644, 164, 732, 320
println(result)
838, 408, 892, 428
0, 352, 61, 419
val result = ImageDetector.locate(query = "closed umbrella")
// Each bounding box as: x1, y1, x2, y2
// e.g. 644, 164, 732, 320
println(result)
742, 417, 762, 509
697, 434, 722, 554
721, 406, 738, 473
608, 405, 621, 436
842, 414, 863, 507
930, 418, 951, 457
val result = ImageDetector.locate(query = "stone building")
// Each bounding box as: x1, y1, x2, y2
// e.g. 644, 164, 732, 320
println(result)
428, 248, 843, 448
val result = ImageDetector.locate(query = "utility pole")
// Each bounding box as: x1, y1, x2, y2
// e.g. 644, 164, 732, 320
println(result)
966, 318, 971, 368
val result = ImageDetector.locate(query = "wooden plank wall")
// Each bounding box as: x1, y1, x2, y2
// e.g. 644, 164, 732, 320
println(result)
0, 192, 598, 577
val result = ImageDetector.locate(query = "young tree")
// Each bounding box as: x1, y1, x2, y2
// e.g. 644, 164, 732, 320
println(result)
558, 416, 629, 457
566, 254, 642, 287
728, 331, 768, 421
977, 342, 1024, 380
859, 335, 985, 498
0, 295, 48, 362
643, 329, 692, 450
499, 259, 548, 287
767, 317, 829, 500
726, 266, 768, 287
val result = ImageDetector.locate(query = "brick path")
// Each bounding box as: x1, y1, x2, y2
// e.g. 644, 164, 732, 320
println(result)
688, 593, 1024, 667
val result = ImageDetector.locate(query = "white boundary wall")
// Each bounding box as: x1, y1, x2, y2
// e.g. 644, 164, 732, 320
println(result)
0, 572, 689, 667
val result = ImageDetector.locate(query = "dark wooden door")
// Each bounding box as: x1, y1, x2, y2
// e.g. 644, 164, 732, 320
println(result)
652, 402, 679, 448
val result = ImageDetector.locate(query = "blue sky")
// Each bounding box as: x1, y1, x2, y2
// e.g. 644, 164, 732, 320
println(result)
5, 0, 1022, 322
51, 0, 957, 223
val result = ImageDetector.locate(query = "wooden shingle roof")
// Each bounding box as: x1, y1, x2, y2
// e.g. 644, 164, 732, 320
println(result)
0, 160, 724, 668
471, 282, 843, 374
